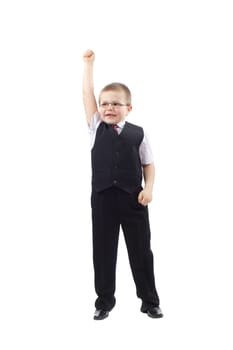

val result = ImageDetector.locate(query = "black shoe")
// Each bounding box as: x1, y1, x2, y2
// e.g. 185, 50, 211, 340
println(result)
93, 309, 109, 320
147, 306, 163, 318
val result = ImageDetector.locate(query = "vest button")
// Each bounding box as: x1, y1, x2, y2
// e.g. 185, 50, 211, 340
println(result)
113, 180, 117, 185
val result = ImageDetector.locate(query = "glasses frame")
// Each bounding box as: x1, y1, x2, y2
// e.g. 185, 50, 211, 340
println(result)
99, 102, 130, 109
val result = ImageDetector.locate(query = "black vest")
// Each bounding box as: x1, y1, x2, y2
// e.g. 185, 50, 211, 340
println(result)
91, 121, 144, 193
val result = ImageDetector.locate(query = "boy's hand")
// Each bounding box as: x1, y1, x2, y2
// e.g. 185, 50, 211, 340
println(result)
83, 49, 95, 62
138, 189, 152, 206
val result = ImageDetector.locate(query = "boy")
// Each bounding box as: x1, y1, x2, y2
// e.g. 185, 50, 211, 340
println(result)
82, 49, 163, 320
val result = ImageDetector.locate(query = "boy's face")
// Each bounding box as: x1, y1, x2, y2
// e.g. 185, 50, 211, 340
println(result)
99, 90, 132, 124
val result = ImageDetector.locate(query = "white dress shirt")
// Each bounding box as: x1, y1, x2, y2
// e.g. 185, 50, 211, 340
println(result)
89, 113, 154, 165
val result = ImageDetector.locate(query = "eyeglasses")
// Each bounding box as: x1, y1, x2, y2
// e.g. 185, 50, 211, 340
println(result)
99, 102, 129, 109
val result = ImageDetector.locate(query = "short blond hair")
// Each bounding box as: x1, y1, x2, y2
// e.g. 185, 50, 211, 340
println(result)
99, 82, 132, 105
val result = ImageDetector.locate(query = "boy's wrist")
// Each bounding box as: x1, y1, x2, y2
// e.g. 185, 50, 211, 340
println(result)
144, 184, 153, 193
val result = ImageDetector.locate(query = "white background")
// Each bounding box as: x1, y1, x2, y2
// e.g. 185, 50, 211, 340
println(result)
0, 0, 233, 349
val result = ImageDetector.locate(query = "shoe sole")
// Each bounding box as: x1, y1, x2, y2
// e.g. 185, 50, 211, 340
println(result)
147, 311, 163, 319
93, 312, 109, 320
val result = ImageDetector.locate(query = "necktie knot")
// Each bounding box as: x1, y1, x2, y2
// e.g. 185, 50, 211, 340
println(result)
112, 124, 119, 134
112, 124, 119, 133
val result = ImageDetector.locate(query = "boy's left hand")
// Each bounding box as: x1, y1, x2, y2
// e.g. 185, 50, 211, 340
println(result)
138, 189, 152, 206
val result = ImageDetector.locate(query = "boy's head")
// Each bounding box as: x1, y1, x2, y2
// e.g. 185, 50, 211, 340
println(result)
98, 83, 132, 124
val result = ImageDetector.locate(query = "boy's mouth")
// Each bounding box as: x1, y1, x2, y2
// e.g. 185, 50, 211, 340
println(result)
104, 113, 117, 118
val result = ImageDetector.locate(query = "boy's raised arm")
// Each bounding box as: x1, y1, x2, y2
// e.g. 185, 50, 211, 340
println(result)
82, 49, 98, 126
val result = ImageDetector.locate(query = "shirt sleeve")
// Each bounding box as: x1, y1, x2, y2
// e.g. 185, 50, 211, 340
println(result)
139, 131, 154, 165
89, 112, 101, 149
89, 112, 101, 131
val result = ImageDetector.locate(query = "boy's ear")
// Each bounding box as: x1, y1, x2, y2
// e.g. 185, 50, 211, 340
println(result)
127, 105, 133, 112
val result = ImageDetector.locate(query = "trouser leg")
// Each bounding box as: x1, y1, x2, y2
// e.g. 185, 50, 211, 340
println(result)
91, 189, 120, 311
120, 190, 160, 309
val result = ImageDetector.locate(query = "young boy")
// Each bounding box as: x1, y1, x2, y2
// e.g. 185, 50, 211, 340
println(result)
82, 49, 163, 320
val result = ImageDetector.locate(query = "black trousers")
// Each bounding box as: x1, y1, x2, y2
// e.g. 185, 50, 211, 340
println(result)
91, 187, 160, 311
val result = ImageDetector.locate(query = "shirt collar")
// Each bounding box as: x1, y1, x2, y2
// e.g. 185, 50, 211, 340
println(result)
116, 120, 126, 129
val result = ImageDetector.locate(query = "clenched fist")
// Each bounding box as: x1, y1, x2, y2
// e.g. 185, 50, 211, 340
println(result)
83, 49, 95, 62
138, 189, 153, 206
